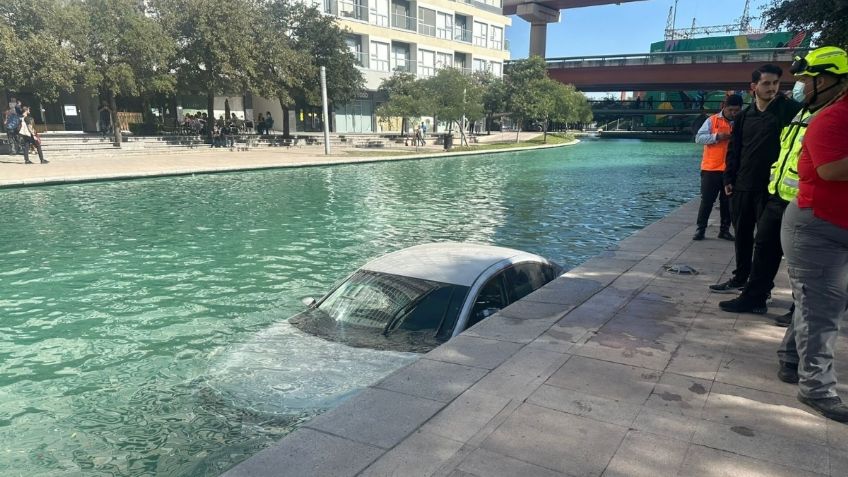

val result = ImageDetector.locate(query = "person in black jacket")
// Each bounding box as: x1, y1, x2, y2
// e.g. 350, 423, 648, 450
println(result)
710, 64, 802, 293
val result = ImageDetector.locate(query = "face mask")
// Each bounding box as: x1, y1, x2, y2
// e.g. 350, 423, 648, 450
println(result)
792, 81, 806, 103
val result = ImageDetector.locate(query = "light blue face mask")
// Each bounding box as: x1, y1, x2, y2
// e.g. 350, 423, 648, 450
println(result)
792, 81, 806, 103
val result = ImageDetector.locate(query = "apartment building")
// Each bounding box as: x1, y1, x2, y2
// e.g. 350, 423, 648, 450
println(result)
314, 0, 511, 133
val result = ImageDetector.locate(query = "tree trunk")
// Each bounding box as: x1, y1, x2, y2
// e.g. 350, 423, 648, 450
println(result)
108, 90, 121, 147
515, 126, 521, 143
279, 99, 291, 138
543, 117, 548, 144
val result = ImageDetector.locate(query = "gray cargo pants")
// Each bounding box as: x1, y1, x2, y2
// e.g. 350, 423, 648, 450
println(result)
778, 201, 848, 398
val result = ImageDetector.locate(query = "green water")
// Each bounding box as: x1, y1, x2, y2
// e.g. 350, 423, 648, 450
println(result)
0, 139, 700, 475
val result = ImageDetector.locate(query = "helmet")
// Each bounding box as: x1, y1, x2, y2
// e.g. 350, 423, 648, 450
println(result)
791, 46, 848, 77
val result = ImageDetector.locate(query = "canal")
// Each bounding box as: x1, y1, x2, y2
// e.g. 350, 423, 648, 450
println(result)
0, 139, 700, 476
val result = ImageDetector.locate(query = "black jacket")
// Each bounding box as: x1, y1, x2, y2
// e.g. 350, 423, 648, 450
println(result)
724, 94, 802, 191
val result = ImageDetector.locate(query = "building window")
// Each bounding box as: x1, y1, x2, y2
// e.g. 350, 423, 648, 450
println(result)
370, 41, 390, 72
473, 21, 488, 48
490, 61, 502, 77
472, 58, 487, 72
418, 7, 436, 37
418, 49, 436, 77
347, 35, 367, 68
436, 12, 453, 40
436, 52, 453, 70
490, 26, 503, 50
370, 0, 389, 27
392, 44, 411, 72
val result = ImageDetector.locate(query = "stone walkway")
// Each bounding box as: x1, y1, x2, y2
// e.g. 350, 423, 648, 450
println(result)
225, 200, 848, 477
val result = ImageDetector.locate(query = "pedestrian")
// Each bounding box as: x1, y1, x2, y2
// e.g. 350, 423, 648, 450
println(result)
720, 47, 848, 320
17, 106, 48, 164
265, 112, 274, 134
692, 94, 743, 241
775, 46, 848, 423
647, 96, 654, 110
4, 102, 21, 155
634, 94, 642, 109
98, 101, 112, 136
256, 113, 265, 135
710, 64, 802, 293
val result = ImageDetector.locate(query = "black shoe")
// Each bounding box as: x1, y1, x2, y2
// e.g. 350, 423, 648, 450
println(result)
709, 278, 745, 294
24, 160, 33, 164
40, 159, 49, 164
718, 230, 735, 241
797, 394, 848, 423
719, 296, 767, 314
778, 361, 799, 383
692, 229, 705, 241
774, 310, 792, 327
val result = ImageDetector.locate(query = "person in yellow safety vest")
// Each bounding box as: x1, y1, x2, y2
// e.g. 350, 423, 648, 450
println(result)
719, 46, 848, 325
693, 94, 744, 241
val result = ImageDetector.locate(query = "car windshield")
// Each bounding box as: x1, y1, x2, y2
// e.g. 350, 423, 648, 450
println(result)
289, 270, 469, 353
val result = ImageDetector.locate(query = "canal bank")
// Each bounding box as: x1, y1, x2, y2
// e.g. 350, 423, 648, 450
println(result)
0, 138, 577, 189
225, 199, 848, 477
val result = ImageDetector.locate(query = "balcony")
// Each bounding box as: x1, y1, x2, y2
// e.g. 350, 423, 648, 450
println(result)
370, 10, 389, 27
370, 57, 390, 72
418, 22, 436, 37
392, 61, 413, 73
337, 0, 369, 21
418, 63, 436, 77
473, 35, 487, 48
353, 51, 368, 68
391, 13, 416, 31
454, 27, 472, 43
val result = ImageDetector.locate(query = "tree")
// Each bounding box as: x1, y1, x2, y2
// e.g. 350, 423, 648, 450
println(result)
421, 68, 483, 145
376, 71, 429, 135
478, 71, 507, 134
0, 0, 78, 103
270, 2, 364, 135
158, 0, 263, 137
503, 56, 549, 142
67, 0, 175, 145
762, 0, 848, 49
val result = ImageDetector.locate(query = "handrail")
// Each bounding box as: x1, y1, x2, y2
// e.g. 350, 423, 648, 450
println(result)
540, 47, 812, 64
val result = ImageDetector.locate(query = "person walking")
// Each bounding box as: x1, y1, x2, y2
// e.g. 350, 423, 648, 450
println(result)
17, 106, 48, 164
4, 102, 22, 155
710, 64, 802, 293
775, 47, 848, 423
692, 94, 743, 241
720, 47, 848, 319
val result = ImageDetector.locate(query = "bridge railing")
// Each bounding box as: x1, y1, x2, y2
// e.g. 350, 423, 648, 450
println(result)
589, 99, 727, 111
543, 48, 812, 69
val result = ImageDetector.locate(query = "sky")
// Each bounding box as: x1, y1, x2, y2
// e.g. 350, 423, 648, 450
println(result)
507, 0, 774, 59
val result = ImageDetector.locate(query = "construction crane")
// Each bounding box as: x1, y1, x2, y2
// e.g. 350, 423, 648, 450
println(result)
664, 0, 764, 41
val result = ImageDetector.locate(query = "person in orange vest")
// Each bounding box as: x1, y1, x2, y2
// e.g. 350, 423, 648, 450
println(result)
692, 94, 744, 240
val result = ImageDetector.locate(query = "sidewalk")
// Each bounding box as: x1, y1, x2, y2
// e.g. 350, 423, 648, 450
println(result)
0, 133, 562, 188
225, 200, 847, 477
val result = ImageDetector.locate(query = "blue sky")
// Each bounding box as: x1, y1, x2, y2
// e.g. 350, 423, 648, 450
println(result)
507, 0, 774, 59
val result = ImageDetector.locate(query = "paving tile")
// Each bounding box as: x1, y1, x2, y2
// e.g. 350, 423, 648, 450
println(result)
359, 430, 464, 477
453, 448, 565, 477
529, 329, 580, 354
527, 383, 641, 427
599, 315, 689, 345
702, 382, 827, 445
666, 343, 723, 380
464, 313, 559, 344
522, 276, 605, 306
425, 335, 522, 370
643, 372, 712, 417
828, 417, 848, 453
679, 444, 826, 477
497, 300, 574, 321
692, 419, 830, 474
221, 428, 382, 477
716, 353, 795, 396
481, 403, 628, 477
469, 347, 571, 400
601, 430, 689, 477
571, 332, 675, 371
729, 320, 790, 357
422, 389, 512, 443
830, 446, 848, 477
545, 355, 659, 404
305, 387, 445, 449
682, 327, 733, 348
374, 358, 488, 403
630, 407, 698, 441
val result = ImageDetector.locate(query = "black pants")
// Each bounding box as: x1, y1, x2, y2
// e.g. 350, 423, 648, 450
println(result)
696, 170, 731, 232
20, 135, 44, 163
730, 189, 767, 283
742, 194, 789, 302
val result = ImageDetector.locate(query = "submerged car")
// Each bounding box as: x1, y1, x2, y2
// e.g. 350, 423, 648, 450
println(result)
209, 242, 561, 413
290, 242, 562, 352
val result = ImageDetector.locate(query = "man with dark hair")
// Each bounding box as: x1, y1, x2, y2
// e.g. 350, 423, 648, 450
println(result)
710, 64, 802, 293
692, 94, 744, 241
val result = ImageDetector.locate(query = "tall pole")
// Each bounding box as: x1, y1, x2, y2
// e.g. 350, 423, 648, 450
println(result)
320, 66, 330, 155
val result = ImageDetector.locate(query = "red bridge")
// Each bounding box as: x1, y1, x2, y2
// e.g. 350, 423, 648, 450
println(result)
544, 48, 810, 92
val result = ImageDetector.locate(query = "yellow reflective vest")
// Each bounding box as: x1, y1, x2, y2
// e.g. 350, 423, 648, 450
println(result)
768, 108, 816, 201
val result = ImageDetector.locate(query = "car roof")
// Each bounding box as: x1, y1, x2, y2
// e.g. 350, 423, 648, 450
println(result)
360, 242, 549, 287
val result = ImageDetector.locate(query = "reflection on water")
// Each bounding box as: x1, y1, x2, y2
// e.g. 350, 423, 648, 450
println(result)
0, 139, 699, 475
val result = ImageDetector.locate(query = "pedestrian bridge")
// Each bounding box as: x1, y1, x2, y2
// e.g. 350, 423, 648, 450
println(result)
544, 48, 810, 92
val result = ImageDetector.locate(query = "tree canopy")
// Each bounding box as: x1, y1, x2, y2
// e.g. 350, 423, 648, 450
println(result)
762, 0, 848, 49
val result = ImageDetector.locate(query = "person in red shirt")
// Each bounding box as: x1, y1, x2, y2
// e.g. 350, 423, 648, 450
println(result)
777, 46, 848, 423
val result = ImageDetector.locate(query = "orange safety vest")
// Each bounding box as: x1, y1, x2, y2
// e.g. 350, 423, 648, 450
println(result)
701, 113, 732, 172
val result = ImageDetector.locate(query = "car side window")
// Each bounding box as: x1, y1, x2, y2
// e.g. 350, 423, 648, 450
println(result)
505, 263, 548, 303
466, 272, 507, 329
